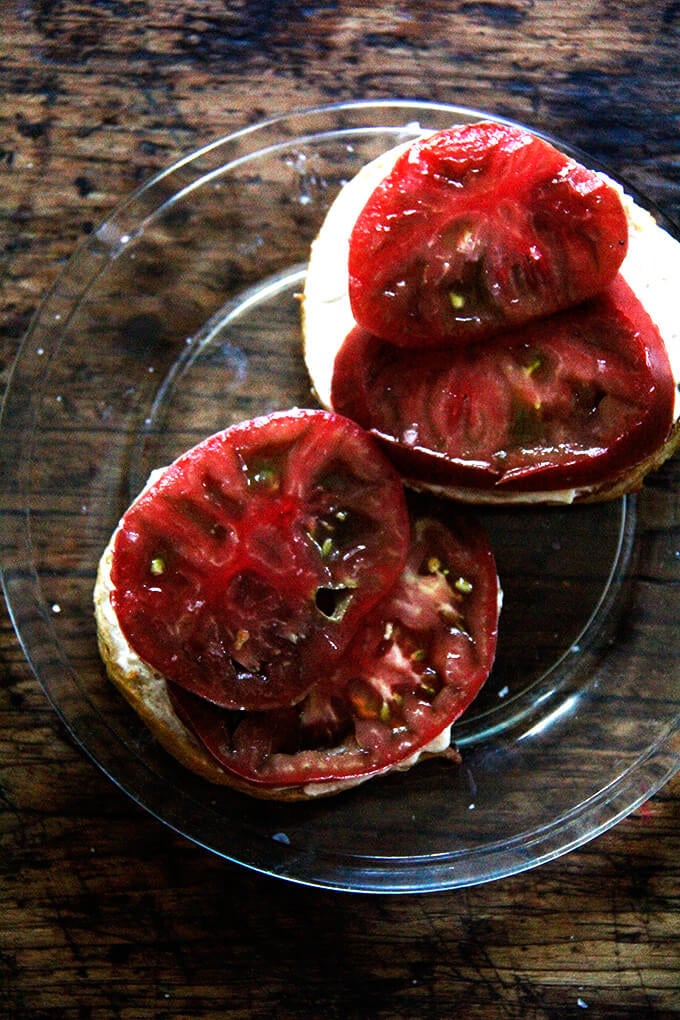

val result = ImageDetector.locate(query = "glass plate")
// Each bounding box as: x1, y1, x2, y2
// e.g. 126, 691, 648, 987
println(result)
2, 100, 679, 893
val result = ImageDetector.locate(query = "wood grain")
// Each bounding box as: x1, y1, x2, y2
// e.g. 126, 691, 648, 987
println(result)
2, 2, 679, 1017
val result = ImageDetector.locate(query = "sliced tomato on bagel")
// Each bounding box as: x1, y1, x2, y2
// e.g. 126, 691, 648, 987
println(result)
348, 121, 628, 347
167, 513, 500, 790
110, 410, 410, 710
332, 276, 676, 494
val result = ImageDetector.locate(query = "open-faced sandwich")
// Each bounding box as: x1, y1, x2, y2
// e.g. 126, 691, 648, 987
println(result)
95, 118, 679, 801
95, 409, 501, 799
303, 121, 680, 503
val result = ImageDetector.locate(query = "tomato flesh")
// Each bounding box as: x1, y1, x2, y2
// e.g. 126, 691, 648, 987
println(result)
332, 276, 675, 493
111, 410, 410, 710
348, 122, 628, 347
167, 513, 500, 788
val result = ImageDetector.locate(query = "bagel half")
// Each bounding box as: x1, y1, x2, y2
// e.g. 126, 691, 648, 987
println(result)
302, 131, 680, 504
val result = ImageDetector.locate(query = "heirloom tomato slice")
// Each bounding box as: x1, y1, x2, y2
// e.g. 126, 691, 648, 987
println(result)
167, 513, 500, 789
332, 276, 675, 494
111, 410, 410, 710
348, 121, 628, 347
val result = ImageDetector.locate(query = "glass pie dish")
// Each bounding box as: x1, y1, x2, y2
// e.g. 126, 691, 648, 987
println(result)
1, 100, 678, 893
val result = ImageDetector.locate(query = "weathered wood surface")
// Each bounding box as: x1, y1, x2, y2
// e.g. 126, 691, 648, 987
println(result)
2, 2, 679, 1017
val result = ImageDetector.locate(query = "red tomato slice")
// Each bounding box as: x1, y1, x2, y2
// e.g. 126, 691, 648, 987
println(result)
348, 122, 628, 347
111, 410, 410, 710
167, 514, 500, 788
332, 276, 675, 493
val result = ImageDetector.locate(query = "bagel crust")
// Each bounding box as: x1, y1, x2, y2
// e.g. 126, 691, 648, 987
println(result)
302, 131, 680, 505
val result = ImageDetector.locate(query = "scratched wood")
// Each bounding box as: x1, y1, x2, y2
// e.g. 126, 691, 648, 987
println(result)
2, 2, 680, 1018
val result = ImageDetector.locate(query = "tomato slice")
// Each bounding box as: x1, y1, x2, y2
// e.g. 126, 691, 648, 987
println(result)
167, 513, 500, 789
332, 276, 675, 494
348, 122, 628, 347
111, 410, 410, 710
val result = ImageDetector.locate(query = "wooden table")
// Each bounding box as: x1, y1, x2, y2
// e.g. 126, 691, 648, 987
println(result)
2, 3, 679, 1016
